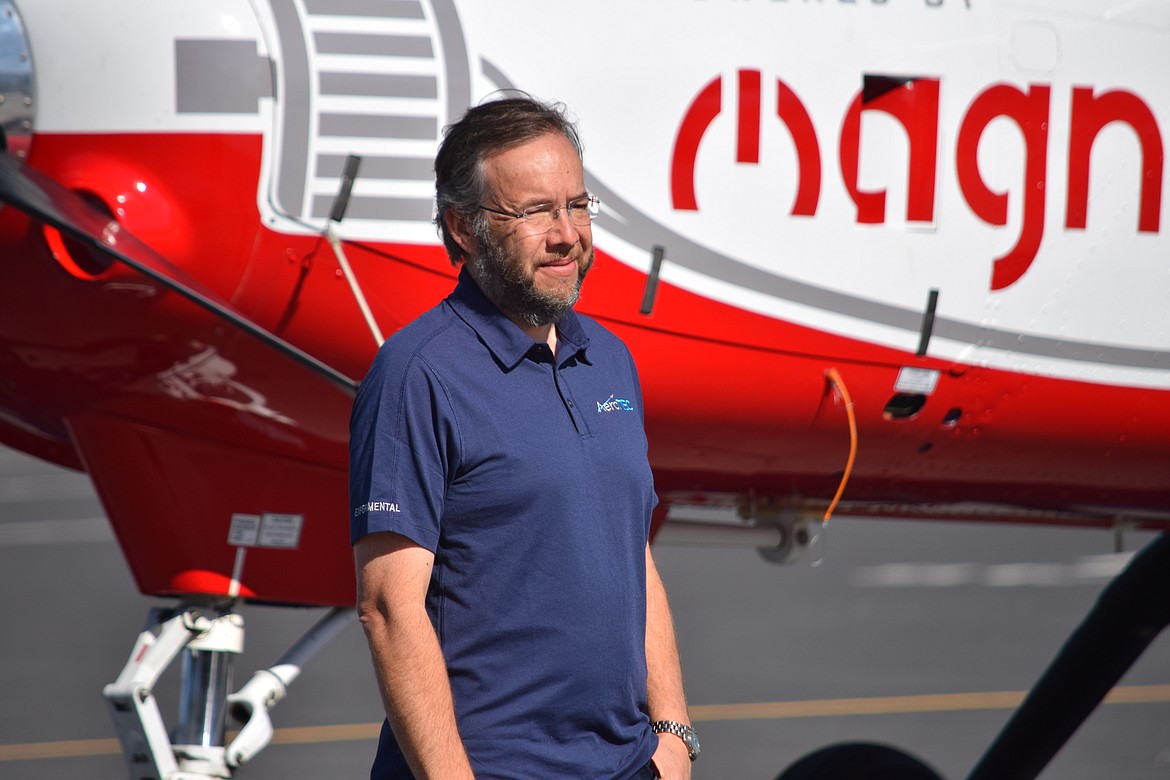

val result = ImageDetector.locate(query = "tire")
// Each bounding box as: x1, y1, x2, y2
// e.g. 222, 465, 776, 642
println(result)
775, 742, 945, 780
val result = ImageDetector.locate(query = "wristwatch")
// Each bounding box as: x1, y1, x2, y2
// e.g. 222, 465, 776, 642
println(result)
650, 720, 700, 761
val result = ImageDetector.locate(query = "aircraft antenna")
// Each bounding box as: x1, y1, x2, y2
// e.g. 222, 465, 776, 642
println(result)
325, 154, 386, 347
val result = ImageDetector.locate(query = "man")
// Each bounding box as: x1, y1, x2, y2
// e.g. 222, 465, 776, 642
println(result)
350, 94, 697, 779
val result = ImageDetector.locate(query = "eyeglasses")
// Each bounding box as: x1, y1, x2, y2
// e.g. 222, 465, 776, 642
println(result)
480, 194, 600, 233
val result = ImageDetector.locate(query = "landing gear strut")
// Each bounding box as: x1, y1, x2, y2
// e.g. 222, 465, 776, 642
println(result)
103, 602, 356, 779
967, 531, 1170, 779
774, 532, 1170, 780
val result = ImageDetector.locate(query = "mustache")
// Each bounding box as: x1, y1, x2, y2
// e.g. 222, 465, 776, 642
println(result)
472, 241, 594, 327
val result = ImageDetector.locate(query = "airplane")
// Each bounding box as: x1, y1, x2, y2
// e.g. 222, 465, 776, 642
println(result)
0, 0, 1167, 777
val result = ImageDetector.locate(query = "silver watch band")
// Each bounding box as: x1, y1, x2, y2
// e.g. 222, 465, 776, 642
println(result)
650, 719, 700, 761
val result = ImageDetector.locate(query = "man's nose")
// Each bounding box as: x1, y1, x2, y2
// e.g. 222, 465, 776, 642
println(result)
546, 206, 581, 242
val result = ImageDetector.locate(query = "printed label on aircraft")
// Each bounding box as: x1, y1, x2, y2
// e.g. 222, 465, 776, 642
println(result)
895, 367, 941, 395
228, 512, 304, 549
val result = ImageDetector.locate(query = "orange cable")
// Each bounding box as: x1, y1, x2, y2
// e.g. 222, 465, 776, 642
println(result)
824, 368, 858, 523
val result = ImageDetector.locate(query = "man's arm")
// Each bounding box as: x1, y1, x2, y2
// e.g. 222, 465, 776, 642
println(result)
645, 544, 693, 779
355, 531, 475, 779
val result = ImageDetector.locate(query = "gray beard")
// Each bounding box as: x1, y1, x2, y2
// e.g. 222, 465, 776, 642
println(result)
471, 232, 590, 327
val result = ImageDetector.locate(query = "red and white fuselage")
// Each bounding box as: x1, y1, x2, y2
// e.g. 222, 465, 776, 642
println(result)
1, 0, 1168, 605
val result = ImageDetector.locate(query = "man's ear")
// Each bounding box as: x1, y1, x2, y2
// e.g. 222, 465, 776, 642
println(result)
445, 210, 477, 259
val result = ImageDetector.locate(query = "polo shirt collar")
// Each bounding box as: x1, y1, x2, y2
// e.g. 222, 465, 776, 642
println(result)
447, 266, 590, 370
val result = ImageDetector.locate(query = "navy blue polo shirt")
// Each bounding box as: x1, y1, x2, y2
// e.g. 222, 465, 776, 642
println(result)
350, 269, 658, 779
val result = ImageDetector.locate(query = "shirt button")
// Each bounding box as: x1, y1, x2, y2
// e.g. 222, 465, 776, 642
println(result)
568, 400, 575, 407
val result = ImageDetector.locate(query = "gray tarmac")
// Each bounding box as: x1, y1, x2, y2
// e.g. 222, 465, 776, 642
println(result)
1, 444, 1168, 779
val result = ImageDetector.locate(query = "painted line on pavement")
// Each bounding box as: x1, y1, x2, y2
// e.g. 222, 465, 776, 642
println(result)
3, 685, 1168, 763
690, 684, 1170, 721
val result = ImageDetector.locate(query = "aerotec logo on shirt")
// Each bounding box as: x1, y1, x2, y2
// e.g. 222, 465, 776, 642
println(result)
597, 394, 635, 413
354, 501, 401, 517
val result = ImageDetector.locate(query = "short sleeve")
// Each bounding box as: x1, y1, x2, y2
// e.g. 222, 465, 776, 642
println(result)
348, 343, 458, 548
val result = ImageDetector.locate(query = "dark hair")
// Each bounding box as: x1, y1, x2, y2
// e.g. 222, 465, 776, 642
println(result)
434, 93, 583, 264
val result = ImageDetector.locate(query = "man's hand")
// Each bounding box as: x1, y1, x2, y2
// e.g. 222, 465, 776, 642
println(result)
651, 732, 693, 779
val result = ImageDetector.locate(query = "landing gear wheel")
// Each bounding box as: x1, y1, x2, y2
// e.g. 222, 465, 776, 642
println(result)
775, 742, 945, 780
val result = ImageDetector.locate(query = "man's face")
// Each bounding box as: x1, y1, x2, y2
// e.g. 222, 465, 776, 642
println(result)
469, 132, 595, 328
